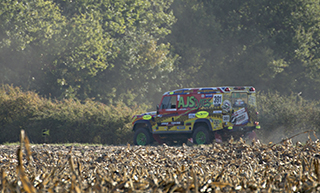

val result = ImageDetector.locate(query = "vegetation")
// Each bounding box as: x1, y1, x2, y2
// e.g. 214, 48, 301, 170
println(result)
0, 85, 319, 144
167, 0, 320, 99
258, 92, 320, 141
0, 0, 176, 105
1, 0, 320, 143
0, 85, 146, 144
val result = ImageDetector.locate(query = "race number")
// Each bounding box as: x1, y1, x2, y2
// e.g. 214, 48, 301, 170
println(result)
213, 94, 223, 106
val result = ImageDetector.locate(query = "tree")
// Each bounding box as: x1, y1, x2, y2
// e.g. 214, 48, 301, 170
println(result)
0, 0, 177, 106
166, 0, 320, 99
0, 0, 65, 92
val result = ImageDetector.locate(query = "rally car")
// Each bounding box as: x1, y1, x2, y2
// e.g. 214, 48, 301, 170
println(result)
132, 86, 260, 145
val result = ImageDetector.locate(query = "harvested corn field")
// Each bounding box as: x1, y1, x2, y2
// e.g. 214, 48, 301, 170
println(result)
1, 131, 320, 192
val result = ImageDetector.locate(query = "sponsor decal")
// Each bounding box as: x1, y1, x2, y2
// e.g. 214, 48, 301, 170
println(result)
234, 99, 245, 106
174, 90, 190, 95
222, 100, 231, 112
213, 110, 222, 114
223, 115, 230, 122
205, 94, 213, 98
198, 89, 218, 94
142, 115, 152, 120
233, 108, 246, 116
213, 94, 223, 106
231, 108, 249, 125
158, 122, 184, 126
178, 96, 211, 108
188, 113, 196, 119
177, 126, 185, 129
195, 111, 209, 118
213, 119, 221, 129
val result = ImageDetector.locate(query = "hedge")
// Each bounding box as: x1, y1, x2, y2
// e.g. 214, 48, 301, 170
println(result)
0, 85, 146, 144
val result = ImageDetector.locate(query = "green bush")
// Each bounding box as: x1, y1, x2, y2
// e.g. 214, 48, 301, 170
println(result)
0, 85, 147, 144
257, 91, 320, 141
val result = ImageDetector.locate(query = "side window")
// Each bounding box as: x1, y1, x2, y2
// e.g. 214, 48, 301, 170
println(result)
160, 96, 177, 109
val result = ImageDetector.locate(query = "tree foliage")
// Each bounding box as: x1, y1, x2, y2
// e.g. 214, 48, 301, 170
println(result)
1, 0, 320, 106
167, 0, 320, 99
0, 0, 176, 106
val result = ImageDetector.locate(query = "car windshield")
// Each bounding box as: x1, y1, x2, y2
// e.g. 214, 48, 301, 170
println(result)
231, 92, 248, 107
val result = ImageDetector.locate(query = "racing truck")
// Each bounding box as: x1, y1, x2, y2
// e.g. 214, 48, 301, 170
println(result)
132, 86, 260, 145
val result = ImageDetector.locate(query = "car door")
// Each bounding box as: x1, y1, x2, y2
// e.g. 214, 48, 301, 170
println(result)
155, 95, 179, 132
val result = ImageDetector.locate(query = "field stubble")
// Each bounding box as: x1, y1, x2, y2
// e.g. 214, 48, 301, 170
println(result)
1, 130, 320, 192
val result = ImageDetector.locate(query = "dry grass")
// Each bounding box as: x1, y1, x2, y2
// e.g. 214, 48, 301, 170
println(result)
1, 130, 320, 192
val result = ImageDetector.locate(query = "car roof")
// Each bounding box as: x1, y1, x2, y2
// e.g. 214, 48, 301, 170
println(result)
163, 86, 255, 95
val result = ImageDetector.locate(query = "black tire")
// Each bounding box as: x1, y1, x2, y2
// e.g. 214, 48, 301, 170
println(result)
133, 128, 152, 145
192, 126, 211, 145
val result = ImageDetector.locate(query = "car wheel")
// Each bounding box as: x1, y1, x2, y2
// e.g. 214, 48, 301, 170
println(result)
192, 126, 211, 145
134, 128, 152, 145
